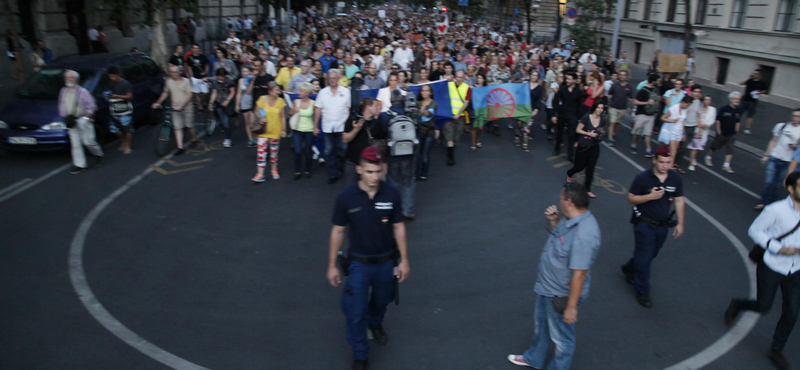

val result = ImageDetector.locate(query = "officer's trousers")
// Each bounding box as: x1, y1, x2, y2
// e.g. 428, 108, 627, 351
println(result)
623, 223, 669, 294
342, 260, 396, 360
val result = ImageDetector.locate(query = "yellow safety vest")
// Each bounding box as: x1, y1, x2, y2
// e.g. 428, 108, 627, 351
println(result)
448, 81, 470, 117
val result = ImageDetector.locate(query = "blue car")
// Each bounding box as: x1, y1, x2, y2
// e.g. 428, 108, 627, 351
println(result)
0, 52, 164, 151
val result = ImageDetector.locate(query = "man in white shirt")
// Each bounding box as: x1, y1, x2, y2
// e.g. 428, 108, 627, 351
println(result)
242, 16, 253, 39
314, 70, 351, 184
579, 47, 597, 72
727, 171, 800, 370
755, 109, 800, 210
225, 31, 240, 46
392, 40, 414, 71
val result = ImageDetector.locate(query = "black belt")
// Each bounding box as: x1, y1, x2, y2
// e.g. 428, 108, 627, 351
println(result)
348, 250, 399, 264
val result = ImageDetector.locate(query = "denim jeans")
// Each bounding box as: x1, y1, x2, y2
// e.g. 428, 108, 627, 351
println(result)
324, 132, 346, 179
292, 131, 314, 173
415, 136, 435, 178
623, 223, 670, 294
215, 106, 233, 140
761, 156, 789, 205
736, 261, 800, 351
522, 295, 578, 370
341, 260, 396, 360
388, 157, 415, 215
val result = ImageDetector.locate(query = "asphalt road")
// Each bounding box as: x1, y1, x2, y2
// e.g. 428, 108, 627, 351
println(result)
0, 107, 794, 370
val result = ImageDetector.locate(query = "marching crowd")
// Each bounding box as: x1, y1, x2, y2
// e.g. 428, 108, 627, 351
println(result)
50, 5, 800, 370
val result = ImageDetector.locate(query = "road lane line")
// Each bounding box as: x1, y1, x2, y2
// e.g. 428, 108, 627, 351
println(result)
0, 178, 32, 197
603, 142, 760, 370
0, 164, 71, 205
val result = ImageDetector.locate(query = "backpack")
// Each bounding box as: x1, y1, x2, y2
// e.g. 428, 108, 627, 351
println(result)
642, 86, 660, 115
385, 111, 418, 156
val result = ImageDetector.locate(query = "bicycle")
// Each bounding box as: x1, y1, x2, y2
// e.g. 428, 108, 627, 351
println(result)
152, 105, 174, 157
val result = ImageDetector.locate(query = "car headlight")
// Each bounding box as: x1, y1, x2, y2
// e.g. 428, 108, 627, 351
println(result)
0, 120, 7, 130
41, 122, 67, 131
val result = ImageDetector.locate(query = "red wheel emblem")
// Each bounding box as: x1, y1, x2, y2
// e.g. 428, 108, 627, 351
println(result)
485, 88, 516, 119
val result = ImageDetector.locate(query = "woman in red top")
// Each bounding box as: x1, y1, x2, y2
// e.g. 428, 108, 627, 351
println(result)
581, 70, 604, 118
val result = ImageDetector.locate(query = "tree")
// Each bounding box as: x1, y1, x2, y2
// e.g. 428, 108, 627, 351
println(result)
441, 0, 486, 21
565, 0, 616, 56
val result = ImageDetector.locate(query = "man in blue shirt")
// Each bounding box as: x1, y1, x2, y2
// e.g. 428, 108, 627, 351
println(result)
508, 183, 601, 370
327, 146, 411, 370
320, 46, 338, 74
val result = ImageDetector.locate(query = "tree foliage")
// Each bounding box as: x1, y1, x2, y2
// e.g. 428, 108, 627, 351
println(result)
441, 0, 486, 21
565, 0, 615, 56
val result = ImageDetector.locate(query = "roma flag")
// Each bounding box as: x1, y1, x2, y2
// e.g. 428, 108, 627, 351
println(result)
471, 83, 533, 122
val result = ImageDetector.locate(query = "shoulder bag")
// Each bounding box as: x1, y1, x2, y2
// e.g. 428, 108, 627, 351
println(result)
749, 218, 800, 263
289, 100, 300, 130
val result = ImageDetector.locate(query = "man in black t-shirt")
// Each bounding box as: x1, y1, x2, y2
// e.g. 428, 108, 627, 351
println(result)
343, 97, 385, 184
706, 92, 742, 173
106, 66, 134, 154
739, 69, 769, 134
168, 45, 185, 75
186, 44, 209, 111
251, 58, 274, 104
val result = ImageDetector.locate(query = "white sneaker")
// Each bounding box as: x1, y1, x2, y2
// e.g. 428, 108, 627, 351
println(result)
223, 139, 231, 148
743, 129, 752, 135
507, 355, 534, 367
688, 165, 696, 171
722, 165, 735, 174
704, 157, 713, 166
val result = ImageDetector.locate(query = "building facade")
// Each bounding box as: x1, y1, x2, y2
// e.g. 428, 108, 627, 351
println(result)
588, 0, 800, 107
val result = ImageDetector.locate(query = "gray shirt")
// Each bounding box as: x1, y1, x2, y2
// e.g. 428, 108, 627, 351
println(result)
364, 75, 386, 90
534, 211, 601, 299
684, 98, 702, 127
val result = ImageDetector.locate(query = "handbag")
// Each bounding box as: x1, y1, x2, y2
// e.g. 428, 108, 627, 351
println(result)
64, 90, 81, 128
289, 101, 300, 130
749, 219, 800, 263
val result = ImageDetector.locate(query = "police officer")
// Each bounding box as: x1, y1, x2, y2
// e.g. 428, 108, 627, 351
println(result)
327, 146, 411, 370
621, 145, 685, 308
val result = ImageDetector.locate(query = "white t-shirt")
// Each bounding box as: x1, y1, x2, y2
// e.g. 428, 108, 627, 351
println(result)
770, 123, 800, 162
314, 86, 351, 133
243, 19, 253, 30
225, 37, 241, 45
88, 28, 100, 41
667, 104, 687, 132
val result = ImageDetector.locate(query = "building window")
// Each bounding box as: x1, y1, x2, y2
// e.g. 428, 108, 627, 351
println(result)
759, 65, 774, 93
695, 0, 708, 24
616, 38, 623, 58
667, 0, 678, 22
730, 0, 747, 28
716, 57, 730, 85
644, 0, 653, 21
635, 42, 642, 64
624, 0, 632, 18
559, 0, 567, 18
776, 0, 796, 32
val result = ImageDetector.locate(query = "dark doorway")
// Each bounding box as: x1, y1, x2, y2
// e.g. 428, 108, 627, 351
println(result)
17, 0, 36, 42
716, 57, 730, 85
66, 0, 90, 54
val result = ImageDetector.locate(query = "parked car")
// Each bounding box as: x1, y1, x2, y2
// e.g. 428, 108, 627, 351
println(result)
0, 52, 164, 151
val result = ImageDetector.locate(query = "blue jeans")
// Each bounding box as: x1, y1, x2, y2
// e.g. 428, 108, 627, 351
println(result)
522, 295, 578, 370
215, 106, 233, 140
761, 156, 789, 205
292, 131, 314, 173
623, 223, 670, 294
415, 136, 435, 178
341, 260, 396, 360
388, 157, 415, 216
324, 132, 345, 179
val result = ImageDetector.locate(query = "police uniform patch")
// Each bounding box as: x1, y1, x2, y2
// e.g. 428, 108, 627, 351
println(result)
381, 216, 389, 224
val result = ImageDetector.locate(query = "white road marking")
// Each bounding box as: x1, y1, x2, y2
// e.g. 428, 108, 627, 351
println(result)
603, 142, 760, 370
0, 178, 32, 197
0, 164, 71, 204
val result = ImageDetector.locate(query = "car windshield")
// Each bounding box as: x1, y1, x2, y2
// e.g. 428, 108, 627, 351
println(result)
16, 68, 97, 100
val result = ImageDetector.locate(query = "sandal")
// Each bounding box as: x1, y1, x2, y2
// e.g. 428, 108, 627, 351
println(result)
587, 192, 597, 198
566, 176, 573, 183
523, 144, 529, 152
476, 142, 482, 148
471, 145, 477, 151
514, 137, 521, 147
673, 165, 686, 174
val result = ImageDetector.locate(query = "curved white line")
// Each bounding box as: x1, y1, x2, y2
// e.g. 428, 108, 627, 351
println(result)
602, 143, 759, 370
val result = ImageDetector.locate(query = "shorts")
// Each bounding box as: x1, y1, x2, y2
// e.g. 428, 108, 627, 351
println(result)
657, 122, 683, 143
632, 115, 655, 136
191, 77, 209, 94
609, 107, 626, 124
710, 134, 736, 156
109, 115, 134, 134
443, 117, 465, 142
171, 107, 195, 129
740, 100, 758, 118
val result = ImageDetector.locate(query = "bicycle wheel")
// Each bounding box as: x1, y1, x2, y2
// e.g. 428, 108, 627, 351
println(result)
154, 123, 173, 157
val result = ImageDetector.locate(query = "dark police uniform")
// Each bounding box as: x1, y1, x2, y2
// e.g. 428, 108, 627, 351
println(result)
622, 168, 684, 294
332, 180, 405, 361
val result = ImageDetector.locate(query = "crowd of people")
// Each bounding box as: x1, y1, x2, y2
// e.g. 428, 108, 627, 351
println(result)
51, 5, 800, 370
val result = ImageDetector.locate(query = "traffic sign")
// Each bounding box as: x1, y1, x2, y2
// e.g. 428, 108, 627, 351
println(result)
566, 7, 577, 26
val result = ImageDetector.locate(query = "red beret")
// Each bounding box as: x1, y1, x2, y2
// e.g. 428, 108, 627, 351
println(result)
360, 146, 382, 162
656, 144, 672, 158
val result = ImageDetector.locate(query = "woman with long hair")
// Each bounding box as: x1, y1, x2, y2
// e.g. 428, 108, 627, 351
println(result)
515, 70, 542, 152
659, 95, 694, 173
252, 84, 287, 182
290, 82, 316, 180
235, 65, 257, 147
470, 74, 488, 150
581, 70, 604, 118
567, 101, 607, 199
416, 84, 438, 181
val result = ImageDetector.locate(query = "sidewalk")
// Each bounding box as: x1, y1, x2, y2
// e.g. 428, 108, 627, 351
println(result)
627, 65, 792, 157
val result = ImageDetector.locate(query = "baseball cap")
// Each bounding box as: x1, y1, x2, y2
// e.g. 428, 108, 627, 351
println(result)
360, 146, 382, 162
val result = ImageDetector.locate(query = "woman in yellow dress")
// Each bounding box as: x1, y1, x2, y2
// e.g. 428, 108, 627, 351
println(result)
252, 84, 286, 182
